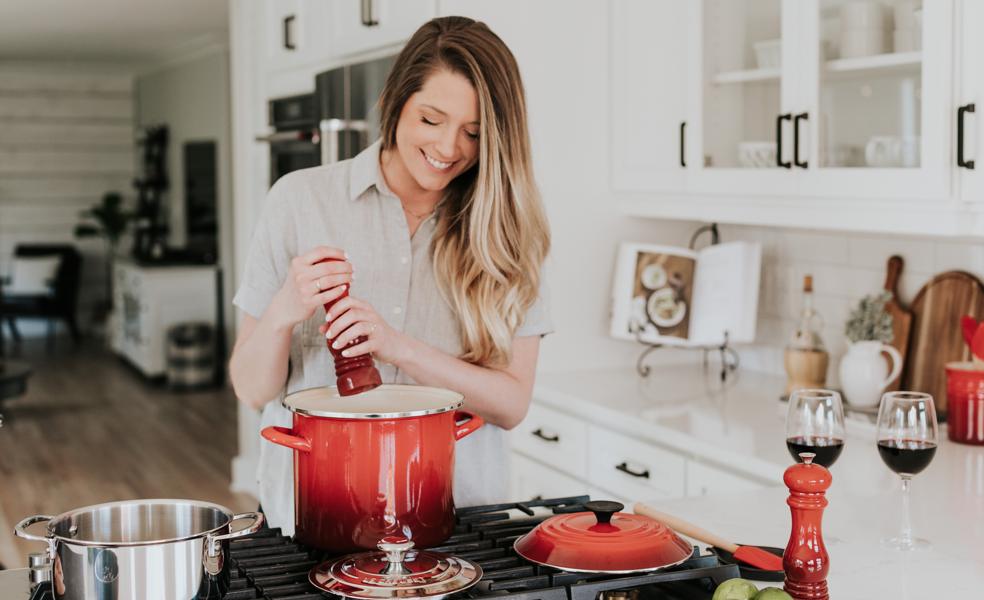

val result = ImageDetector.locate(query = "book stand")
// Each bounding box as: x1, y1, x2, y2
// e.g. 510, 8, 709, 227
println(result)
632, 222, 740, 382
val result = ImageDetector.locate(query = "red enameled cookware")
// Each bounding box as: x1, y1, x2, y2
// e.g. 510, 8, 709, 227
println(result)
261, 385, 484, 552
513, 500, 694, 573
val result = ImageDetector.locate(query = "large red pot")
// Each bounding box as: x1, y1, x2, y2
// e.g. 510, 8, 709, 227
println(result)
261, 384, 483, 552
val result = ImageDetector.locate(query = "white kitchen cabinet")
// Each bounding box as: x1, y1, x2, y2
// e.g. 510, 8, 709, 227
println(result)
614, 0, 982, 235
111, 260, 218, 378
686, 460, 769, 497
509, 453, 588, 502
587, 425, 687, 502
329, 0, 436, 59
956, 0, 984, 204
511, 402, 588, 479
263, 0, 331, 74
610, 0, 690, 193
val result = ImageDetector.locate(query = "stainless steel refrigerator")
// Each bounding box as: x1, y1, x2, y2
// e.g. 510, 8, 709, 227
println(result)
315, 55, 396, 164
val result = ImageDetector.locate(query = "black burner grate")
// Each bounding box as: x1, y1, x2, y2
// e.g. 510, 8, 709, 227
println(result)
224, 496, 740, 600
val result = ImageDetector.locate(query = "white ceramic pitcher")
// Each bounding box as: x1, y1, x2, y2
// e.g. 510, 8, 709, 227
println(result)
839, 340, 903, 408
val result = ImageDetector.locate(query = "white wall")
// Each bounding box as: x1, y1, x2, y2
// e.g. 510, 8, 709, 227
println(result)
135, 48, 235, 349
0, 61, 135, 334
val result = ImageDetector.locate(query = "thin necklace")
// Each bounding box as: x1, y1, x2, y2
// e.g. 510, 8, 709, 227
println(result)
401, 201, 434, 220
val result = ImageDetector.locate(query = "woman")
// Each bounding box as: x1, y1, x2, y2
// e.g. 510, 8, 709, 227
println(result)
230, 16, 551, 534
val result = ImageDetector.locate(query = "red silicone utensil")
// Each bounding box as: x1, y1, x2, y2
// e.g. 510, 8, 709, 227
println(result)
634, 502, 783, 572
972, 322, 984, 363
961, 315, 978, 349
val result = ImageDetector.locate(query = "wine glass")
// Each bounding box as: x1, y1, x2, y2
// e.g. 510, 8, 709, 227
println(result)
785, 389, 846, 467
876, 391, 939, 551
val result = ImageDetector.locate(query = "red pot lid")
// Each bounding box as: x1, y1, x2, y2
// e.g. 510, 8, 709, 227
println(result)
513, 501, 693, 573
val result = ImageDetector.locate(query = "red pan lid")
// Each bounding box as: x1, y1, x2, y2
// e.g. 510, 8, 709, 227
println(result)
513, 501, 693, 573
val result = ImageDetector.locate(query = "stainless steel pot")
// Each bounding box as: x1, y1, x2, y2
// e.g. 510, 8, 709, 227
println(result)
14, 499, 263, 600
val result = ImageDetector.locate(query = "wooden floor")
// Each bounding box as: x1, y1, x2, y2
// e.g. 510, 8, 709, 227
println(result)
0, 337, 256, 569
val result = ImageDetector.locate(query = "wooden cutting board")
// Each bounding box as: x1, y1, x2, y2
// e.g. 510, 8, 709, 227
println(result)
902, 271, 984, 416
883, 256, 913, 392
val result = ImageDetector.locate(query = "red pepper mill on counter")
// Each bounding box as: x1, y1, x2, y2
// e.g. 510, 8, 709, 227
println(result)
783, 452, 831, 600
319, 258, 382, 396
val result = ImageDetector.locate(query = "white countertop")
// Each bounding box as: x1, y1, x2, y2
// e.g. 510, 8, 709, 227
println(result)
534, 364, 984, 597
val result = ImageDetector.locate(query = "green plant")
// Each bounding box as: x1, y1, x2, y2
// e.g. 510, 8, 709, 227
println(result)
74, 191, 134, 255
845, 291, 894, 344
74, 191, 135, 317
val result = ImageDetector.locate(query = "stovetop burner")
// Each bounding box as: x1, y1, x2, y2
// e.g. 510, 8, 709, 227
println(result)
23, 496, 740, 600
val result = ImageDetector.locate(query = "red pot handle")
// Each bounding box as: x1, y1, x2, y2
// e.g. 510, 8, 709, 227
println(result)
261, 426, 311, 453
453, 410, 484, 441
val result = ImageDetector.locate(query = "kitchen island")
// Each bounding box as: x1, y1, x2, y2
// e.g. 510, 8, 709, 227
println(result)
529, 363, 984, 598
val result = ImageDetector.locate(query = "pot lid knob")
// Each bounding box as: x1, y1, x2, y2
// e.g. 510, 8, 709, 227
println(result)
584, 500, 624, 525
377, 535, 414, 575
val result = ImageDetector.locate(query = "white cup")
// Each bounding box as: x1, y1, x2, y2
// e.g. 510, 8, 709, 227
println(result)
840, 1, 889, 29
841, 28, 888, 58
893, 1, 921, 30
865, 136, 902, 167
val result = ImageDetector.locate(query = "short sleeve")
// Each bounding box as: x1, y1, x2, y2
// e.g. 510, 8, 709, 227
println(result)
232, 177, 300, 318
514, 266, 554, 338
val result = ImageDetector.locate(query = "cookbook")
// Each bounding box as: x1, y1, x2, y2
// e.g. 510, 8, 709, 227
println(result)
609, 241, 761, 347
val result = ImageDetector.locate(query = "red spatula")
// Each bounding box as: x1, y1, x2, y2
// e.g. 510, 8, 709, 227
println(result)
961, 315, 978, 349
634, 502, 783, 572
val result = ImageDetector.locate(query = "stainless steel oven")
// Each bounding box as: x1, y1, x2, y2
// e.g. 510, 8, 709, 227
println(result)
257, 93, 320, 185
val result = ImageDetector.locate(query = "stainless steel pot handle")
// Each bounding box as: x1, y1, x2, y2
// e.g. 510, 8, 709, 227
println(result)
14, 515, 56, 560
203, 512, 265, 575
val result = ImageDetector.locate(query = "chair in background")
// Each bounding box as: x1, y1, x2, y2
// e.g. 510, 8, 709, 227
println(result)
0, 244, 82, 351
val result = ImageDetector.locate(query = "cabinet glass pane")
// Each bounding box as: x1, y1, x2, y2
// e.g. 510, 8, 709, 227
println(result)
702, 0, 783, 169
818, 0, 922, 168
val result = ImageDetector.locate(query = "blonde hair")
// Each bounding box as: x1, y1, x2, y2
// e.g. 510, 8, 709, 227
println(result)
378, 16, 550, 367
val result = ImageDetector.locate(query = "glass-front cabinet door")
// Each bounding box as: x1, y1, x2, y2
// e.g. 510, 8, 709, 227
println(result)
799, 0, 953, 199
686, 0, 801, 196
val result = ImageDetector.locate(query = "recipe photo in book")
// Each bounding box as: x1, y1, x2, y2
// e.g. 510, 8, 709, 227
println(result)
609, 241, 761, 347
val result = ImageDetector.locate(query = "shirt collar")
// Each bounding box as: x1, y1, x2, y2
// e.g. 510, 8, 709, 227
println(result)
348, 139, 396, 201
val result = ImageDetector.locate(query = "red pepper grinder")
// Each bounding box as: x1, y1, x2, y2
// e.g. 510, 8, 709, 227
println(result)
783, 452, 831, 600
318, 258, 382, 396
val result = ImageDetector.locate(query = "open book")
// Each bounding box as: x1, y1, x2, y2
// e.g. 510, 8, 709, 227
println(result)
610, 241, 761, 347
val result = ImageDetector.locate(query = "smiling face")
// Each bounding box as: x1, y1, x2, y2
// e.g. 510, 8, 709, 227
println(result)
389, 68, 481, 196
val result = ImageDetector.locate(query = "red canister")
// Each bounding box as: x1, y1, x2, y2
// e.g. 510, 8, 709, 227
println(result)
261, 385, 483, 551
946, 362, 984, 445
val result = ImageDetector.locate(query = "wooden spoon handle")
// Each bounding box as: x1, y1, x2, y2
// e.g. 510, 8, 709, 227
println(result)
634, 502, 738, 553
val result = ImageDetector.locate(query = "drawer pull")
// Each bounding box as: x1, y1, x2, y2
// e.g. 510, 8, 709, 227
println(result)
615, 461, 650, 479
531, 428, 560, 442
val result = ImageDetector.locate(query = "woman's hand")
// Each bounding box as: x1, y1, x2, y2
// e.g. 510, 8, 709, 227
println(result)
270, 246, 353, 330
320, 295, 407, 365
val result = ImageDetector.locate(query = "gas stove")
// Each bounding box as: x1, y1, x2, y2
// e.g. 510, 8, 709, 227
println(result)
3, 496, 740, 599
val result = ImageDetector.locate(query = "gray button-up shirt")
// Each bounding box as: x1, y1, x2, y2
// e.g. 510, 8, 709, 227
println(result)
234, 140, 553, 534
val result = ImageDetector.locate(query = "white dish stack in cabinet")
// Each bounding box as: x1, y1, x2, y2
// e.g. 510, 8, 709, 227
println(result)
509, 400, 771, 505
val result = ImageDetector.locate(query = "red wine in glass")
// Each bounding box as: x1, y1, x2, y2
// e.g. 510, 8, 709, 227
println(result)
786, 435, 844, 467
877, 439, 937, 476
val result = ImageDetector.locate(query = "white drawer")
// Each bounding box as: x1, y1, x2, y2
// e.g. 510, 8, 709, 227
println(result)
509, 452, 588, 502
511, 402, 588, 478
686, 460, 770, 497
588, 426, 686, 502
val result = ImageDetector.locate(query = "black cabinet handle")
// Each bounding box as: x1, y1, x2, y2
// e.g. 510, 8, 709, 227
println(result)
531, 428, 559, 443
615, 461, 650, 479
776, 113, 792, 168
283, 15, 296, 50
793, 112, 809, 168
361, 0, 379, 26
958, 103, 975, 170
679, 121, 686, 167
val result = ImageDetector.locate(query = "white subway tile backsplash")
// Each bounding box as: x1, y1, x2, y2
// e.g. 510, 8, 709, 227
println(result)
934, 241, 984, 274
847, 235, 935, 272
719, 224, 984, 379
